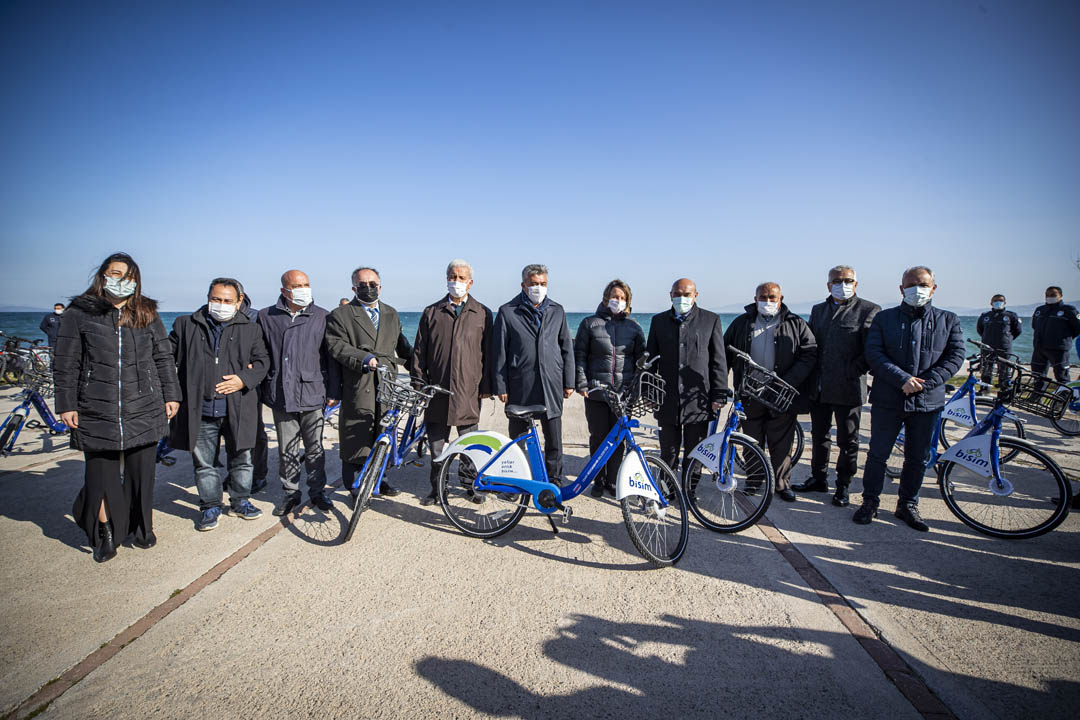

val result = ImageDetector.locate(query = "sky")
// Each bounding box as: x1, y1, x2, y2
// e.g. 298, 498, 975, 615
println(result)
1, 0, 1078, 313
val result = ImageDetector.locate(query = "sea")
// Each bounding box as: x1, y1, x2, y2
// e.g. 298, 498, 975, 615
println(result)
0, 310, 1038, 361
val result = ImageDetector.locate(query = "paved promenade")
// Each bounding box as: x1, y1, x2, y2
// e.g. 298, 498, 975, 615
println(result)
0, 384, 1077, 719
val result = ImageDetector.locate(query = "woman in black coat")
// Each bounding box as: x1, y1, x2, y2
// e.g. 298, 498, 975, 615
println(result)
53, 253, 181, 562
573, 279, 645, 497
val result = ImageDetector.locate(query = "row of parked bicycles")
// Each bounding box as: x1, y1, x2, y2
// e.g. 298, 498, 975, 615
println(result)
0, 332, 68, 456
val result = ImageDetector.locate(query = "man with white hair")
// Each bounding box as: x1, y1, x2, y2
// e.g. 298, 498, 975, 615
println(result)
793, 265, 879, 507
411, 259, 493, 505
854, 266, 964, 531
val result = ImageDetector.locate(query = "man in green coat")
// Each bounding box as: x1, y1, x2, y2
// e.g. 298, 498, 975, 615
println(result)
325, 267, 413, 502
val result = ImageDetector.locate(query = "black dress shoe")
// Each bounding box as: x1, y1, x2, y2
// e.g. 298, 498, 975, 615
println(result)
853, 500, 879, 524
590, 484, 605, 498
895, 503, 929, 532
605, 484, 617, 497
778, 489, 796, 502
94, 522, 117, 563
273, 493, 301, 517
792, 478, 829, 493
132, 532, 157, 549
832, 486, 850, 507
310, 493, 333, 511
379, 483, 400, 498
420, 493, 438, 507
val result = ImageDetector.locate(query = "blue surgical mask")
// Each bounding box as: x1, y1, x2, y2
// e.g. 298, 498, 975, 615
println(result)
104, 276, 137, 298
991, 301, 1005, 310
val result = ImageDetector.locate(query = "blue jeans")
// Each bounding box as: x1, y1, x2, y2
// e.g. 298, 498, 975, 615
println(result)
860, 405, 940, 507
193, 416, 253, 510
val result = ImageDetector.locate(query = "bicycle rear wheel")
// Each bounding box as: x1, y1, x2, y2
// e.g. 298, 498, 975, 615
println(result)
685, 436, 773, 533
343, 443, 387, 543
790, 422, 804, 466
884, 436, 905, 479
621, 454, 688, 567
1049, 386, 1080, 436
438, 453, 527, 538
938, 437, 1071, 539
939, 399, 1023, 462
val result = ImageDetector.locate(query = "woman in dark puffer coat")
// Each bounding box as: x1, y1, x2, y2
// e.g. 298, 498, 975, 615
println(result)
574, 279, 645, 497
53, 253, 180, 562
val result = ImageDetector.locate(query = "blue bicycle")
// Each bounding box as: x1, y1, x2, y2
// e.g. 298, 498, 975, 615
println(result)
435, 355, 688, 567
343, 366, 448, 542
680, 347, 781, 533
0, 347, 68, 455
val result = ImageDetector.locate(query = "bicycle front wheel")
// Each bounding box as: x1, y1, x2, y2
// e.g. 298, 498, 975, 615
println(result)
621, 454, 688, 567
343, 443, 387, 543
1050, 387, 1080, 436
938, 437, 1071, 539
0, 415, 25, 456
939, 399, 1024, 463
685, 436, 773, 533
437, 453, 527, 539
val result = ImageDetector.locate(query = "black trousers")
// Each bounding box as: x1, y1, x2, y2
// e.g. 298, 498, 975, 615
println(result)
427, 421, 479, 492
809, 401, 862, 487
1031, 346, 1071, 383
658, 421, 709, 477
740, 409, 797, 491
584, 400, 622, 489
508, 415, 563, 484
73, 442, 158, 547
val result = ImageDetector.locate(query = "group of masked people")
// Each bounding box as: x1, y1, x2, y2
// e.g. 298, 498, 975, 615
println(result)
52, 252, 1077, 563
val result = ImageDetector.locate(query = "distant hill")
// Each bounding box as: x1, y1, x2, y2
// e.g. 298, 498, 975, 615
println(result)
0, 306, 51, 313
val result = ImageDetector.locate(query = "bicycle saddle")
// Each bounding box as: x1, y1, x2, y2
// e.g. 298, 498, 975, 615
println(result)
504, 404, 547, 420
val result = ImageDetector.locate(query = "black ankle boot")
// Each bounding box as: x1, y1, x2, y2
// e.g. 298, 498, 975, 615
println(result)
832, 485, 850, 507
95, 521, 117, 563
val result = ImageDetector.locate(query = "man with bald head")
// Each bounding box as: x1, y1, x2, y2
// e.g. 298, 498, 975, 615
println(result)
258, 269, 340, 516
646, 278, 728, 477
724, 281, 817, 502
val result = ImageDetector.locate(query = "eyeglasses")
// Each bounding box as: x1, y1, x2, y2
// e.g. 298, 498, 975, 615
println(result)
829, 279, 856, 286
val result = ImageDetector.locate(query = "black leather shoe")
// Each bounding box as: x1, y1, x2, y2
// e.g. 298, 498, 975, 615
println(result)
132, 532, 157, 549
590, 484, 605, 498
832, 486, 850, 507
778, 489, 796, 502
94, 522, 117, 563
379, 483, 400, 498
853, 500, 878, 524
420, 493, 438, 507
310, 493, 333, 511
273, 493, 301, 517
895, 503, 929, 532
792, 477, 829, 493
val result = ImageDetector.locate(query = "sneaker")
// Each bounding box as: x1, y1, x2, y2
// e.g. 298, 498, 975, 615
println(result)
273, 492, 301, 517
229, 499, 263, 521
852, 499, 878, 525
310, 493, 333, 511
895, 503, 929, 532
196, 507, 222, 532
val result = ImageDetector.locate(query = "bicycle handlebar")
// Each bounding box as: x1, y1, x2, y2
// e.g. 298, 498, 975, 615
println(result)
376, 365, 453, 397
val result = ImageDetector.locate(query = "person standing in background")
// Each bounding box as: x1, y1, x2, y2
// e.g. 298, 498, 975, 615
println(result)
40, 303, 65, 347
976, 294, 1021, 384
1031, 286, 1080, 383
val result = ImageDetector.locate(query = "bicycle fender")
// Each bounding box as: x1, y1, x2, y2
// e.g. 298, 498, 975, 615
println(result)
686, 432, 727, 473
616, 450, 661, 503
433, 431, 532, 481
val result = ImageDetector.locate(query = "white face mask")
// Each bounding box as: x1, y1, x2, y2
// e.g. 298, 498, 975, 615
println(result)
208, 302, 238, 322
104, 276, 137, 298
830, 282, 855, 301
991, 301, 1005, 310
1045, 296, 1061, 305
902, 286, 933, 307
448, 280, 469, 299
54, 308, 64, 315
289, 287, 313, 307
672, 297, 694, 315
757, 300, 780, 317
525, 285, 547, 304
607, 298, 627, 315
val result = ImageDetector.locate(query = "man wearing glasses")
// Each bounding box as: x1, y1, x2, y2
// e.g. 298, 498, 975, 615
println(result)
793, 265, 880, 507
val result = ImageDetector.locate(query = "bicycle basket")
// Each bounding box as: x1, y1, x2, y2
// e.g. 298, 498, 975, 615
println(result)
1007, 369, 1068, 420
624, 370, 666, 418
375, 370, 432, 416
738, 363, 797, 414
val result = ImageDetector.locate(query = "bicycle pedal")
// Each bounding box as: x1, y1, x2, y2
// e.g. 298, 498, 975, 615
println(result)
562, 506, 573, 525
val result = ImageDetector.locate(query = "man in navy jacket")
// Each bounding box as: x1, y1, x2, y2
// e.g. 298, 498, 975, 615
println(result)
854, 266, 964, 531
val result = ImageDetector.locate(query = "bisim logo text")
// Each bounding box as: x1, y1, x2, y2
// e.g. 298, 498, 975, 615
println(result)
955, 447, 989, 469
629, 472, 652, 492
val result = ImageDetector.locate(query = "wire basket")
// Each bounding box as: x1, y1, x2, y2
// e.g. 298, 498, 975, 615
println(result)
375, 368, 433, 416
623, 370, 666, 418
1006, 369, 1069, 420
738, 363, 797, 415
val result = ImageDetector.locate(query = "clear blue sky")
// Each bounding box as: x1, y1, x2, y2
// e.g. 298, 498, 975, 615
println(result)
2, 0, 1078, 313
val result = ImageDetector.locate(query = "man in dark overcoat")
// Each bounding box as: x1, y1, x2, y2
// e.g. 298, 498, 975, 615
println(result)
410, 259, 493, 505
325, 266, 413, 501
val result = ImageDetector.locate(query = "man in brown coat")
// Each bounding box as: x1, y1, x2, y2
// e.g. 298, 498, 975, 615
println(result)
411, 259, 493, 505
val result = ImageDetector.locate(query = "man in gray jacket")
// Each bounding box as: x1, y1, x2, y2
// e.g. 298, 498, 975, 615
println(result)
258, 269, 340, 516
492, 264, 575, 484
793, 265, 880, 507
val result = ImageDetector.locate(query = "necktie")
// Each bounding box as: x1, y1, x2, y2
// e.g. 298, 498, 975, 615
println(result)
366, 306, 379, 332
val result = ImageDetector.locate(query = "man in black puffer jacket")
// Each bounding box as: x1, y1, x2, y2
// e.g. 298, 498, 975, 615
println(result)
854, 266, 964, 532
724, 282, 817, 502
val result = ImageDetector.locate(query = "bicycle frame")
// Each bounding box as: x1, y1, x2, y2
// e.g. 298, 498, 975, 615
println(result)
1, 388, 67, 452
472, 414, 668, 513
686, 398, 755, 487
939, 403, 1014, 492
347, 407, 426, 496
940, 374, 1021, 428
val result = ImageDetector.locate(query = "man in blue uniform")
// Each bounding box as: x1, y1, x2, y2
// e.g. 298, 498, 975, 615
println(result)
976, 294, 1021, 384
1031, 286, 1080, 383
